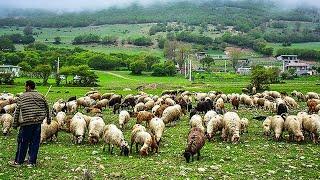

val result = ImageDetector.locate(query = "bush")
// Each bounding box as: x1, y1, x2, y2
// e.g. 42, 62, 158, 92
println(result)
130, 36, 153, 46
0, 73, 14, 85
130, 61, 147, 75
152, 61, 176, 76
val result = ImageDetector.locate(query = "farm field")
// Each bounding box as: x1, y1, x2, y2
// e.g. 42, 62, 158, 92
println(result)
268, 42, 320, 52
0, 71, 320, 179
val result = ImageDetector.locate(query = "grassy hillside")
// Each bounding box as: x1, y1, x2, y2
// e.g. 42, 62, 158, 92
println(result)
0, 71, 320, 179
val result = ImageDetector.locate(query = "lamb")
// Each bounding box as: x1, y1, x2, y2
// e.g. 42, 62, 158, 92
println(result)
102, 124, 129, 156
149, 117, 165, 146
119, 110, 130, 129
151, 105, 160, 115
136, 111, 154, 126
161, 104, 182, 125
56, 111, 66, 129
206, 115, 223, 140
70, 113, 87, 144
190, 115, 205, 132
183, 127, 206, 163
284, 115, 304, 142
130, 125, 158, 155
203, 110, 217, 128
240, 118, 249, 134
3, 103, 17, 114
0, 113, 13, 136
88, 117, 106, 144
40, 118, 59, 144
301, 114, 320, 143
134, 102, 146, 113
221, 112, 241, 143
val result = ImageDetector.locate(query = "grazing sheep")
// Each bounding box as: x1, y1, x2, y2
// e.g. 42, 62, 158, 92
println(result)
277, 103, 288, 116
40, 119, 59, 144
119, 110, 130, 129
206, 115, 223, 140
183, 127, 205, 163
0, 113, 13, 136
284, 96, 298, 109
240, 118, 249, 134
252, 86, 256, 95
165, 98, 176, 106
196, 99, 214, 114
56, 111, 66, 129
161, 105, 182, 125
66, 100, 78, 113
70, 113, 87, 144
301, 114, 320, 143
3, 103, 17, 114
144, 100, 155, 111
86, 107, 102, 114
231, 97, 240, 110
95, 99, 109, 110
77, 96, 95, 108
130, 125, 158, 155
307, 99, 319, 114
113, 103, 121, 114
222, 112, 241, 143
284, 115, 304, 142
134, 102, 146, 113
306, 92, 319, 100
154, 104, 169, 118
152, 105, 160, 115
190, 115, 205, 132
89, 92, 101, 101
203, 110, 217, 128
136, 111, 154, 126
262, 117, 272, 136
195, 93, 207, 102
256, 98, 265, 109
101, 93, 114, 100
88, 117, 105, 144
108, 94, 122, 107
102, 124, 129, 156
52, 99, 66, 113
149, 117, 165, 146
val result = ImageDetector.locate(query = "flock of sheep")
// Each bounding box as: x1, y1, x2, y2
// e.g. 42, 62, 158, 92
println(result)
0, 89, 320, 163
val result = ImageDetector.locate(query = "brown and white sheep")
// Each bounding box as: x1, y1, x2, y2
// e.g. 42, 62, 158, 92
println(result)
240, 118, 249, 134
284, 115, 304, 142
88, 117, 105, 144
119, 110, 130, 129
0, 113, 13, 136
190, 115, 205, 132
3, 103, 17, 114
56, 111, 66, 129
149, 117, 165, 146
40, 118, 59, 144
70, 113, 87, 144
130, 125, 158, 155
222, 112, 241, 143
301, 114, 320, 143
206, 115, 223, 140
263, 115, 284, 141
161, 105, 182, 125
134, 102, 146, 113
154, 104, 169, 118
136, 111, 154, 126
203, 110, 217, 128
102, 124, 129, 156
183, 127, 205, 163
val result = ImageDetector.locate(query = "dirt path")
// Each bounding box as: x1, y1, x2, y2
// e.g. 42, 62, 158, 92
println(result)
105, 71, 134, 80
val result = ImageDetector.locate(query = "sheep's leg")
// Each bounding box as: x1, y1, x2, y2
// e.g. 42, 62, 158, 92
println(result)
130, 143, 133, 153
197, 151, 200, 160
108, 144, 111, 153
111, 145, 114, 155
136, 143, 139, 153
191, 155, 194, 162
102, 144, 106, 152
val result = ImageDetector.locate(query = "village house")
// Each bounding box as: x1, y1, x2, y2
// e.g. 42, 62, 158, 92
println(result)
277, 55, 311, 75
0, 65, 21, 77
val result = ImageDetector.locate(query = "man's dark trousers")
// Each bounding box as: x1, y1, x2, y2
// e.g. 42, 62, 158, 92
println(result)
15, 124, 41, 165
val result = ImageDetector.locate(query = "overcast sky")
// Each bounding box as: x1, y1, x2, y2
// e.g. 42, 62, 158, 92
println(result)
0, 0, 319, 12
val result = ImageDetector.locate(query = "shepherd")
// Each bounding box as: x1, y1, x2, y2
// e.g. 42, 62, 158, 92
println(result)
9, 80, 51, 167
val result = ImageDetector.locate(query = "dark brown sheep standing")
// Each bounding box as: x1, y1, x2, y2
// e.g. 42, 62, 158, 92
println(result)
154, 104, 169, 118
183, 127, 205, 163
231, 97, 239, 110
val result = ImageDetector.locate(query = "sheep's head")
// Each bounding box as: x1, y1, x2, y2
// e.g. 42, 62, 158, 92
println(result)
139, 148, 148, 156
295, 133, 304, 142
183, 151, 192, 163
120, 141, 129, 156
76, 135, 84, 144
88, 135, 99, 145
231, 134, 240, 144
2, 128, 9, 136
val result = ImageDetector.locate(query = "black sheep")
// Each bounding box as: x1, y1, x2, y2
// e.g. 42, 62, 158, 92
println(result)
109, 95, 122, 107
277, 103, 288, 116
183, 127, 205, 163
113, 103, 121, 114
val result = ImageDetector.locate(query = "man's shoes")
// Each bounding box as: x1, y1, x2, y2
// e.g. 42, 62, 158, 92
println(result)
8, 161, 21, 168
26, 163, 36, 168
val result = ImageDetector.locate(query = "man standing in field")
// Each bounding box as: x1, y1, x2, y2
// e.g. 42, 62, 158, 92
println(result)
9, 80, 50, 167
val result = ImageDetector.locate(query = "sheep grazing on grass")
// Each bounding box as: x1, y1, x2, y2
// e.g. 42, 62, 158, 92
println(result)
130, 124, 158, 156
183, 127, 205, 163
52, 99, 66, 114
190, 115, 205, 133
101, 93, 114, 100
70, 113, 87, 144
3, 103, 17, 114
263, 115, 284, 141
134, 102, 146, 113
231, 97, 240, 110
0, 113, 13, 136
306, 92, 319, 100
136, 111, 154, 127
301, 114, 320, 143
277, 103, 288, 116
149, 117, 165, 146
86, 107, 102, 114
222, 112, 241, 143
94, 99, 109, 110
203, 110, 217, 128
152, 105, 160, 115
89, 92, 101, 101
40, 118, 59, 144
284, 96, 298, 109
113, 103, 121, 114
145, 100, 155, 111
215, 98, 225, 114
108, 94, 122, 107
307, 99, 319, 114
284, 115, 304, 142
88, 117, 105, 144
154, 104, 169, 118
240, 118, 249, 134
195, 93, 207, 102
66, 100, 77, 114
102, 124, 129, 156
77, 96, 94, 109
56, 111, 66, 129
161, 105, 182, 125
119, 110, 130, 129
256, 98, 265, 109
206, 115, 223, 140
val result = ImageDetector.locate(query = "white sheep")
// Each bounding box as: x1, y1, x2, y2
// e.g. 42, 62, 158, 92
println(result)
66, 100, 78, 113
165, 98, 176, 106
0, 113, 13, 136
40, 118, 59, 144
102, 124, 129, 156
203, 110, 217, 128
70, 113, 87, 144
134, 102, 146, 113
3, 103, 17, 114
222, 112, 241, 143
161, 104, 182, 125
52, 99, 66, 113
152, 105, 160, 115
240, 118, 249, 134
88, 117, 105, 144
56, 111, 66, 129
306, 92, 319, 100
119, 110, 130, 129
284, 115, 304, 142
195, 93, 207, 101
149, 117, 165, 146
130, 126, 158, 156
206, 115, 223, 140
301, 114, 320, 143
284, 96, 298, 109
145, 100, 155, 111
190, 115, 205, 132
263, 115, 284, 141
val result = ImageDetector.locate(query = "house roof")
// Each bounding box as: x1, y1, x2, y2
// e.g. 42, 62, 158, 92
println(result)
285, 63, 309, 67
280, 55, 298, 57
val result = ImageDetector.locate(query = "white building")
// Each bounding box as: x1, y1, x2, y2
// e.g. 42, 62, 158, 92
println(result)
0, 65, 21, 77
277, 55, 311, 75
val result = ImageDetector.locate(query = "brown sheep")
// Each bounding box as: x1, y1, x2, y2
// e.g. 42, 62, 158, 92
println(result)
307, 99, 318, 114
154, 104, 169, 118
136, 111, 154, 127
231, 97, 239, 110
183, 127, 205, 163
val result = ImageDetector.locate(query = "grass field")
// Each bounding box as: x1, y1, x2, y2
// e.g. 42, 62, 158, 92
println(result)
268, 42, 320, 53
0, 71, 320, 179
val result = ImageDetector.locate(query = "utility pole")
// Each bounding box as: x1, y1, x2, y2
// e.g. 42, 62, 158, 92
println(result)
224, 59, 227, 73
189, 59, 192, 81
57, 57, 60, 74
184, 59, 187, 78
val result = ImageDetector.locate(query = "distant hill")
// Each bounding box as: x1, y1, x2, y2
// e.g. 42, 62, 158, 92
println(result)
0, 0, 318, 30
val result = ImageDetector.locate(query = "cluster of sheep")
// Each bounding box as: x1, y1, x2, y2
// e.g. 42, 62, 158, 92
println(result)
263, 112, 320, 143
0, 92, 20, 136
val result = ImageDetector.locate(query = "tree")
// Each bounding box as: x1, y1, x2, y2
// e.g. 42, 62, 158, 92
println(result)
23, 25, 33, 36
34, 64, 52, 85
54, 36, 62, 44
200, 56, 215, 69
60, 66, 73, 84
18, 61, 32, 76
228, 48, 243, 72
0, 37, 15, 52
101, 36, 117, 45
152, 61, 176, 76
164, 40, 178, 61
176, 42, 192, 72
130, 61, 147, 75
251, 65, 270, 90
144, 55, 160, 71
